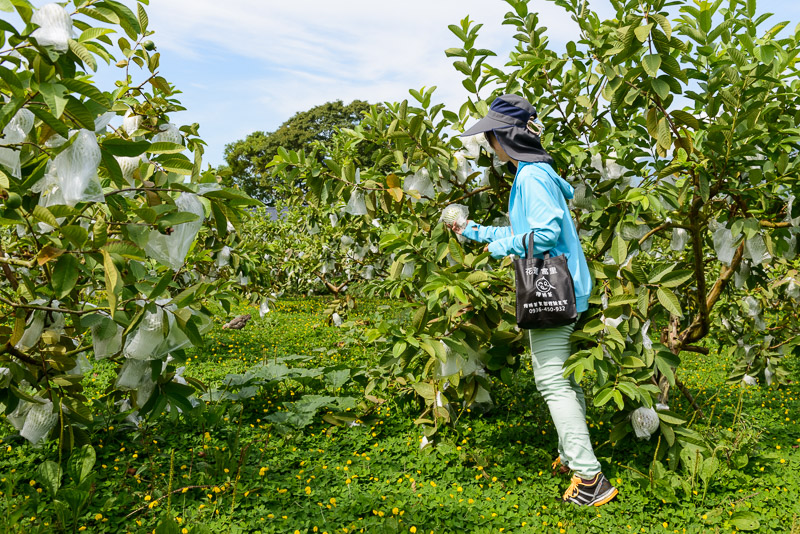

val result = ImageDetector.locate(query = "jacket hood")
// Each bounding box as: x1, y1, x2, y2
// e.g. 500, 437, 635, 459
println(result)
521, 162, 574, 200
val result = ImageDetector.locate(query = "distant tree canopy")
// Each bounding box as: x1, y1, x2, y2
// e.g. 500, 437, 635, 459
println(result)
223, 100, 371, 204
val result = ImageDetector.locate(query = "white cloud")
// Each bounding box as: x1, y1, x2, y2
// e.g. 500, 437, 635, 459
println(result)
136, 1, 588, 164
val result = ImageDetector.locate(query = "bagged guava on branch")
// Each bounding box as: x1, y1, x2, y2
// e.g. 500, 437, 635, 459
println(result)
440, 204, 469, 232
40, 129, 104, 207
461, 132, 492, 159
712, 223, 740, 266
20, 399, 59, 445
670, 228, 688, 251
6, 400, 31, 431
454, 151, 472, 184
631, 406, 660, 439
115, 155, 143, 187
91, 315, 123, 360
123, 307, 166, 361
144, 193, 204, 270
216, 246, 231, 268
345, 188, 368, 216
153, 123, 183, 145
123, 111, 143, 136
116, 359, 150, 390
0, 108, 34, 178
404, 168, 435, 202
30, 3, 72, 53
15, 310, 46, 352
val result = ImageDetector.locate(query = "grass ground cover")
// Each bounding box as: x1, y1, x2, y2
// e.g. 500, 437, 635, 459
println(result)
1, 297, 799, 533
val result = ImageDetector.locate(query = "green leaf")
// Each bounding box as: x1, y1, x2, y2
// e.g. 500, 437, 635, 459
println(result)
657, 287, 682, 317
652, 79, 670, 101
60, 78, 111, 108
650, 12, 672, 40
0, 0, 13, 12
30, 106, 70, 137
52, 254, 80, 299
412, 381, 436, 400
611, 235, 628, 265
68, 39, 97, 71
148, 142, 185, 154
656, 409, 686, 425
659, 269, 694, 288
593, 386, 615, 407
448, 237, 464, 264
103, 240, 145, 259
32, 205, 58, 228
729, 511, 760, 531
137, 2, 149, 32
102, 138, 151, 157
101, 250, 121, 312
670, 110, 700, 130
39, 82, 68, 119
642, 54, 661, 76
100, 0, 141, 39
37, 461, 62, 496
67, 445, 96, 484
634, 23, 653, 42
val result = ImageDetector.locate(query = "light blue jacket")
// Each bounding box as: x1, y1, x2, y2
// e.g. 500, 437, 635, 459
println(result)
461, 161, 592, 313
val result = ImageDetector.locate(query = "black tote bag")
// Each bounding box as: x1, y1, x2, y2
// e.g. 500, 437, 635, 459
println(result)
514, 232, 577, 329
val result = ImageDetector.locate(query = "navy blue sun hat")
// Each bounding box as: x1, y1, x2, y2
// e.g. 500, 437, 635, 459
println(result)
461, 94, 554, 166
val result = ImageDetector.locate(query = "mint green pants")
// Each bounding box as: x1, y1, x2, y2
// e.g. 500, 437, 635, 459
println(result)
528, 322, 602, 478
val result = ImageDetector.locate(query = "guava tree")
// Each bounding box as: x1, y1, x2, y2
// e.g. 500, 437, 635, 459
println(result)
0, 0, 259, 448
274, 0, 800, 465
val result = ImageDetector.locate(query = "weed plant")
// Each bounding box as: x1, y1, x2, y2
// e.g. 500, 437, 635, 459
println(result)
1, 297, 798, 533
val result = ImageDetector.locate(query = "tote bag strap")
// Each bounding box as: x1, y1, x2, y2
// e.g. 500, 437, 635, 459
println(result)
522, 232, 536, 259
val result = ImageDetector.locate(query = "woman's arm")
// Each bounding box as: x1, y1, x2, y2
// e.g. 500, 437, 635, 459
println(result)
486, 178, 563, 258
460, 221, 514, 243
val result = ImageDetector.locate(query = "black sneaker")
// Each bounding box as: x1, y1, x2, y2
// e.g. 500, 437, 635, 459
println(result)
562, 473, 618, 506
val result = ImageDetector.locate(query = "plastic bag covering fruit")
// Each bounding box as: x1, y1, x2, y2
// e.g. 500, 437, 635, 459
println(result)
68, 352, 93, 375
404, 168, 434, 202
670, 228, 688, 251
153, 123, 183, 145
440, 204, 469, 232
6, 399, 30, 430
787, 278, 800, 300
401, 261, 415, 279
216, 246, 231, 268
454, 151, 472, 184
461, 133, 492, 159
631, 406, 660, 439
745, 234, 769, 265
153, 309, 212, 357
123, 307, 165, 360
92, 315, 123, 360
713, 224, 739, 266
116, 155, 142, 187
259, 300, 270, 317
345, 189, 367, 216
15, 310, 46, 352
0, 108, 34, 178
742, 374, 757, 386
21, 399, 58, 445
641, 319, 653, 350
116, 359, 149, 390
144, 193, 204, 270
0, 367, 10, 388
48, 129, 103, 207
123, 111, 142, 136
31, 3, 72, 52
331, 312, 343, 327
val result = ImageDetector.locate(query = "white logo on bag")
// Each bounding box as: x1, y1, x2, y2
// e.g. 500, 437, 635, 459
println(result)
535, 278, 553, 293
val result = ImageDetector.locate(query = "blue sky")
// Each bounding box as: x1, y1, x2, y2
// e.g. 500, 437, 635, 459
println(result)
29, 1, 800, 167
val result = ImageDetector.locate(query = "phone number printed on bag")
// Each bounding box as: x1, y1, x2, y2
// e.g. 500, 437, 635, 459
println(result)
523, 300, 569, 315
